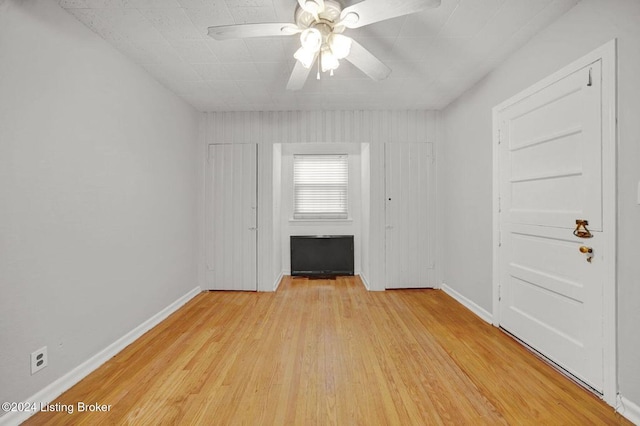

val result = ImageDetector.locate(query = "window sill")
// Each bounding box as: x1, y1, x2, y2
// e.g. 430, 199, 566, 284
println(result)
289, 218, 353, 225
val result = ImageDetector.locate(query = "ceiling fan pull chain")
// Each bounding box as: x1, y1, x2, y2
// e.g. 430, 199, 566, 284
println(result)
317, 53, 321, 80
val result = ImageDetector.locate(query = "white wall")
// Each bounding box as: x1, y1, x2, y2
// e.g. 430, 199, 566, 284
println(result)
202, 110, 438, 291
0, 0, 200, 413
440, 0, 640, 408
280, 143, 362, 274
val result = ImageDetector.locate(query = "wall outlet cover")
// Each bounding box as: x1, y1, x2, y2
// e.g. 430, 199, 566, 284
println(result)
31, 346, 48, 375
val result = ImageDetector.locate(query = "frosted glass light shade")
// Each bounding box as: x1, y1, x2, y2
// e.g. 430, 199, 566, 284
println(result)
294, 47, 316, 69
321, 49, 339, 72
328, 34, 352, 59
299, 28, 322, 52
298, 0, 324, 16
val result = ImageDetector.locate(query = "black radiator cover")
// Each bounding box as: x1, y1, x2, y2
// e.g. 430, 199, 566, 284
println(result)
290, 235, 354, 277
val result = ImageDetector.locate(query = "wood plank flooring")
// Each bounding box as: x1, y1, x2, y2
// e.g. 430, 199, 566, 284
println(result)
25, 276, 630, 425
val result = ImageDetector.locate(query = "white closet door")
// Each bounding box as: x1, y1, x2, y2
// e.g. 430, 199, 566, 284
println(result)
498, 61, 605, 390
206, 144, 257, 291
385, 143, 435, 289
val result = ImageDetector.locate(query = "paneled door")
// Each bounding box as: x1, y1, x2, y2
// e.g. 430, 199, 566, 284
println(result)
497, 61, 606, 391
385, 143, 435, 289
206, 144, 257, 291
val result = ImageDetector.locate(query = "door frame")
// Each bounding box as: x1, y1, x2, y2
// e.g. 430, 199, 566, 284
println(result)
492, 39, 617, 405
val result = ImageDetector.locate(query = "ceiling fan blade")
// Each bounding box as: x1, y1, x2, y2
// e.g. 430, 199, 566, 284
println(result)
345, 39, 391, 81
208, 23, 299, 40
339, 0, 441, 29
287, 58, 316, 91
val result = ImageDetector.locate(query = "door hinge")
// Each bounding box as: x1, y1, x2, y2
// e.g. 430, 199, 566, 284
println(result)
498, 196, 502, 213
498, 285, 502, 301
587, 67, 592, 87
498, 128, 501, 144
498, 230, 502, 247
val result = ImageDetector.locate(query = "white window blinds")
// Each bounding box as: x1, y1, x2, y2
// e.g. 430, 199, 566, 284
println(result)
293, 154, 348, 219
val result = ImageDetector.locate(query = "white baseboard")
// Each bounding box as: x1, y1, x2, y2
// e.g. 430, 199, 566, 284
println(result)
441, 283, 493, 324
359, 273, 370, 290
272, 271, 284, 291
618, 395, 640, 425
0, 286, 201, 426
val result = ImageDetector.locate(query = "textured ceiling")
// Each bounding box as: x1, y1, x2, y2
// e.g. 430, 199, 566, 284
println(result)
60, 0, 579, 112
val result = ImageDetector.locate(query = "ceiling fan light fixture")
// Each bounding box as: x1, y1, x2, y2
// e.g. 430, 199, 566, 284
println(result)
209, 0, 441, 90
328, 33, 352, 59
294, 46, 316, 69
320, 49, 339, 72
299, 28, 322, 52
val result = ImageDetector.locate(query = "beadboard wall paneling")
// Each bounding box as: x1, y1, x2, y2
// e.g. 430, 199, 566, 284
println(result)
202, 110, 439, 291
204, 111, 438, 145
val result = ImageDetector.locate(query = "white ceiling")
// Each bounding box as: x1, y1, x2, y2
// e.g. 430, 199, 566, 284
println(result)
60, 0, 579, 112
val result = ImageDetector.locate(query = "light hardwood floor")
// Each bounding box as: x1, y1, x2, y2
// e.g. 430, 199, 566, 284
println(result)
26, 276, 630, 425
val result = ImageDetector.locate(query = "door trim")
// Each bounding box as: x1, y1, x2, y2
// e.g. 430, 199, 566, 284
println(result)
492, 39, 617, 405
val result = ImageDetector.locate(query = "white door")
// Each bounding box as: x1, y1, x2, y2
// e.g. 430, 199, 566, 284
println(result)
497, 61, 605, 391
385, 143, 435, 289
206, 144, 257, 291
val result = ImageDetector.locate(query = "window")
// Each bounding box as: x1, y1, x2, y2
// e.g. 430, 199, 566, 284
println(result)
293, 154, 348, 220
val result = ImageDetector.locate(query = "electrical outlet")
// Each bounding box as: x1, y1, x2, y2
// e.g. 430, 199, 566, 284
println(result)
31, 346, 47, 375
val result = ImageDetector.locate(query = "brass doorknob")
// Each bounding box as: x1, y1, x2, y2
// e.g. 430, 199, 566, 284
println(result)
579, 246, 594, 263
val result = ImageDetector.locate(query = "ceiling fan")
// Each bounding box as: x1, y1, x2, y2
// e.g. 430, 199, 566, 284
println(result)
207, 0, 441, 90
